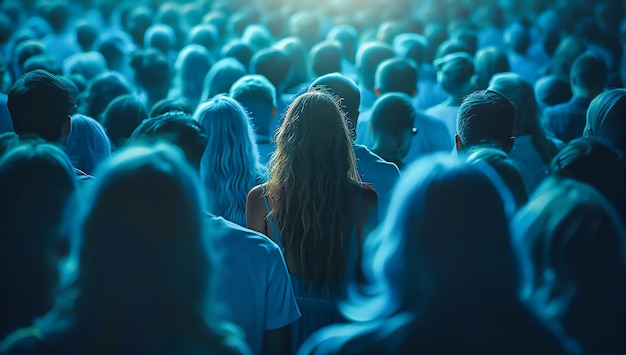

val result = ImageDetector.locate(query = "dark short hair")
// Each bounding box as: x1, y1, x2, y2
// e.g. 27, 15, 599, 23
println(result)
249, 48, 291, 90
370, 92, 415, 135
457, 89, 515, 150
130, 111, 207, 170
375, 57, 418, 95
8, 69, 75, 142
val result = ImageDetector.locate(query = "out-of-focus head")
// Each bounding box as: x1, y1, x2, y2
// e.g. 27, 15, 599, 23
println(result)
308, 40, 342, 79
456, 89, 515, 153
512, 177, 626, 347
326, 24, 358, 63
0, 141, 77, 329
355, 41, 395, 91
101, 94, 148, 150
249, 47, 290, 92
219, 39, 254, 69
473, 47, 510, 90
78, 143, 210, 320
347, 154, 516, 320
374, 57, 418, 96
488, 72, 537, 137
187, 24, 220, 52
241, 24, 273, 53
130, 111, 207, 172
8, 69, 75, 143
434, 51, 475, 96
584, 88, 626, 155
143, 24, 176, 55
149, 97, 193, 117
130, 49, 171, 95
65, 114, 111, 175
79, 71, 132, 121
534, 75, 572, 110
550, 137, 626, 222
392, 33, 429, 66
370, 92, 416, 159
201, 57, 247, 101
229, 74, 277, 109
570, 51, 607, 96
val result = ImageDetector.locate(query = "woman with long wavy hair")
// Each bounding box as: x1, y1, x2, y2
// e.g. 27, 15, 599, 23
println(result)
194, 95, 266, 226
246, 89, 378, 352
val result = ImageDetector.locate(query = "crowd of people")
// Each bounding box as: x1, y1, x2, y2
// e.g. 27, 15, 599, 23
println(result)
1, 0, 625, 353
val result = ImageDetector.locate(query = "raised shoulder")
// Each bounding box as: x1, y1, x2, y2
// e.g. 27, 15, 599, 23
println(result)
246, 183, 269, 237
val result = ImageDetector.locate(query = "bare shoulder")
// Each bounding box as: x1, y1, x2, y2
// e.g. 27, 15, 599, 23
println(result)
245, 183, 268, 234
247, 183, 265, 201
360, 183, 379, 205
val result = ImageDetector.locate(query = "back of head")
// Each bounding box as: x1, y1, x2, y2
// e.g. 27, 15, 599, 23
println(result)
534, 75, 572, 109
14, 40, 47, 75
310, 73, 360, 127
80, 71, 132, 120
585, 88, 626, 154
102, 94, 148, 149
249, 48, 290, 91
309, 40, 342, 79
570, 51, 607, 96
201, 57, 247, 101
375, 57, 418, 95
76, 20, 98, 51
241, 24, 273, 53
513, 177, 626, 347
193, 95, 261, 226
392, 33, 429, 66
39, 0, 69, 33
0, 141, 77, 331
130, 111, 207, 171
434, 51, 475, 95
551, 36, 587, 81
505, 23, 531, 55
268, 90, 359, 295
550, 137, 626, 223
77, 143, 210, 333
363, 155, 516, 318
456, 89, 515, 152
130, 49, 171, 92
274, 36, 308, 89
23, 54, 62, 76
220, 39, 254, 69
229, 74, 276, 108
8, 69, 75, 142
488, 72, 537, 136
187, 24, 220, 52
326, 24, 358, 62
65, 114, 111, 175
355, 41, 395, 90
473, 47, 510, 90
370, 92, 415, 136
143, 24, 176, 55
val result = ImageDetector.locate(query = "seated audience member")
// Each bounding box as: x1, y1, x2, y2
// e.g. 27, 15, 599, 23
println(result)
149, 97, 193, 117
78, 71, 132, 122
241, 24, 273, 54
392, 33, 445, 111
229, 74, 277, 165
8, 69, 74, 144
38, 0, 80, 64
354, 41, 394, 112
472, 46, 510, 90
309, 73, 400, 217
170, 44, 213, 110
504, 23, 542, 85
300, 155, 566, 354
200, 58, 247, 102
543, 52, 607, 143
0, 141, 77, 340
130, 112, 300, 355
130, 49, 171, 110
274, 37, 309, 95
308, 40, 342, 80
466, 146, 528, 209
94, 32, 135, 81
249, 48, 291, 133
357, 57, 451, 160
455, 89, 515, 154
368, 93, 416, 170
65, 114, 111, 175
584, 88, 626, 157
534, 74, 572, 112
549, 36, 587, 82
187, 24, 220, 54
326, 24, 359, 81
489, 72, 561, 192
549, 137, 626, 224
246, 91, 378, 353
220, 39, 254, 70
194, 96, 266, 227
101, 94, 148, 151
143, 23, 176, 60
426, 52, 477, 145
512, 177, 626, 354
1, 144, 250, 354
62, 51, 108, 83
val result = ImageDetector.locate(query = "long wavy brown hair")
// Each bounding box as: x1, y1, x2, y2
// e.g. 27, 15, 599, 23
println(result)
265, 89, 361, 296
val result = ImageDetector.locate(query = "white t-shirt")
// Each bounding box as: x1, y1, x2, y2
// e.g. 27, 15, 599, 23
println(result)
208, 214, 301, 355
